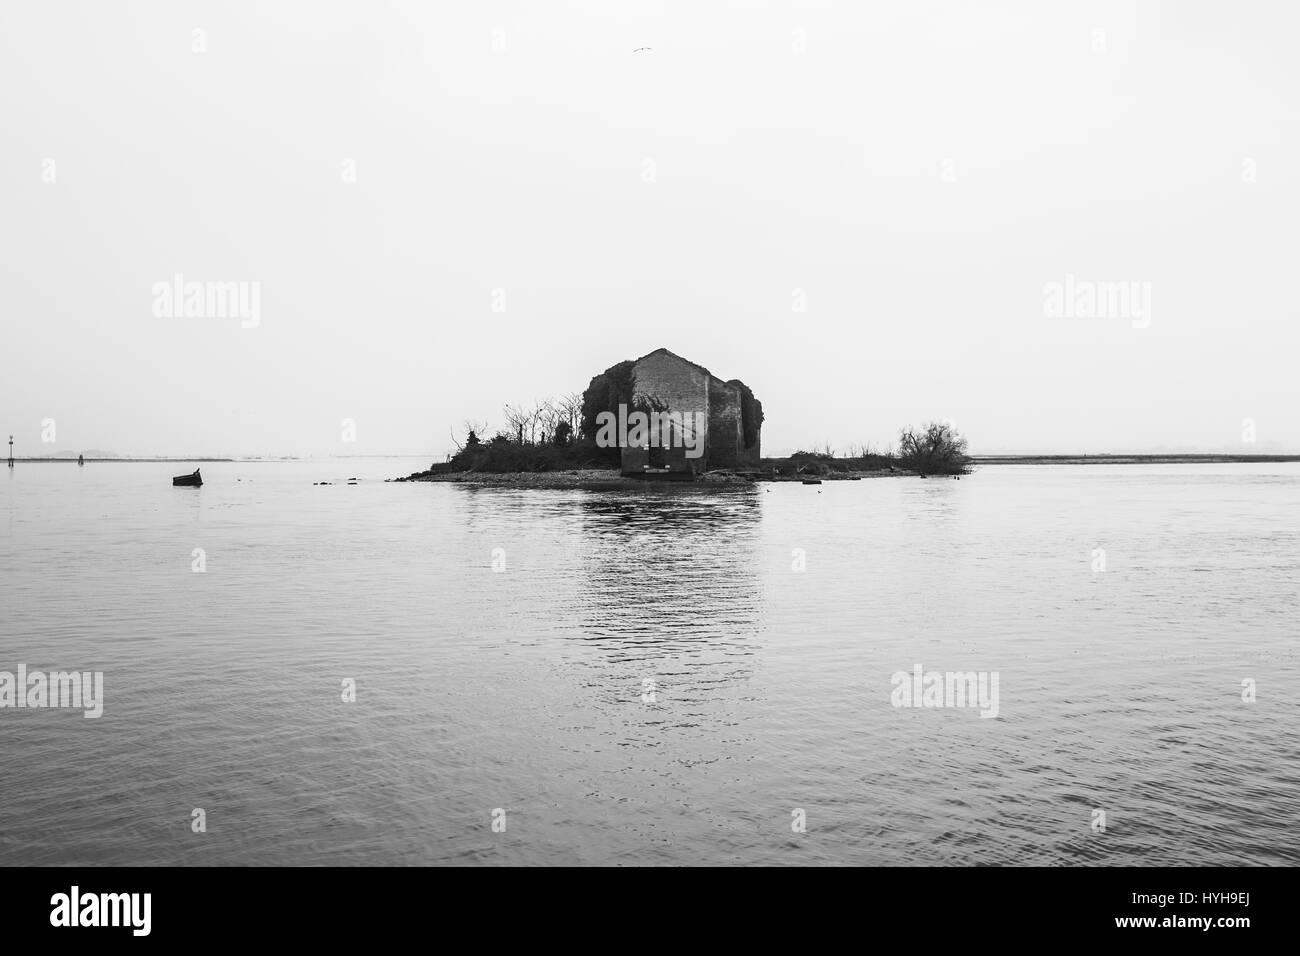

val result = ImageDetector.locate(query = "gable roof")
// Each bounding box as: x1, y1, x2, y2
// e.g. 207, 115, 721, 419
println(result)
633, 347, 717, 381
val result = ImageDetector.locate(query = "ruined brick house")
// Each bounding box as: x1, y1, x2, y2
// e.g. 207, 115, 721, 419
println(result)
620, 348, 763, 476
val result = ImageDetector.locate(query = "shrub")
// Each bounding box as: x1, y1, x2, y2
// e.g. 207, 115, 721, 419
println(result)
897, 422, 970, 475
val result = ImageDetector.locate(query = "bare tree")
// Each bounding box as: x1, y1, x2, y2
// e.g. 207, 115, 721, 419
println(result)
501, 398, 590, 445
502, 403, 529, 443
451, 419, 491, 454
527, 400, 546, 445
534, 399, 558, 446
558, 392, 583, 435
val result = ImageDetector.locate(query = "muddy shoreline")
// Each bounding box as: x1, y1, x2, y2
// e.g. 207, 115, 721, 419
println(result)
391, 468, 908, 490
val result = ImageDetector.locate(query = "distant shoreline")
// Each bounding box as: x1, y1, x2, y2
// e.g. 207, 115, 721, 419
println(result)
972, 454, 1300, 465
6, 456, 434, 463
9, 454, 1295, 467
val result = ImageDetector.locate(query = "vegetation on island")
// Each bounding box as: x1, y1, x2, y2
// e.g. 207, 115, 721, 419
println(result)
411, 357, 970, 479
762, 421, 969, 478
416, 417, 968, 480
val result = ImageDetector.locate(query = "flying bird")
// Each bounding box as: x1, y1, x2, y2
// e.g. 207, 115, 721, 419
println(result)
632, 47, 652, 53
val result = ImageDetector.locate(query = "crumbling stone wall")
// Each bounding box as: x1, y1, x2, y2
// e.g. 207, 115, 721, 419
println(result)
619, 348, 762, 475
707, 378, 743, 469
730, 380, 762, 467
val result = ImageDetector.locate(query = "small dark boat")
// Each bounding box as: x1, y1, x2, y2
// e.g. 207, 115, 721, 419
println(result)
172, 468, 203, 487
801, 478, 822, 485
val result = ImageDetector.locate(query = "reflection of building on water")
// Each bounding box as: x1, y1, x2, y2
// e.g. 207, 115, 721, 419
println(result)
576, 490, 765, 643
569, 491, 768, 735
443, 484, 769, 702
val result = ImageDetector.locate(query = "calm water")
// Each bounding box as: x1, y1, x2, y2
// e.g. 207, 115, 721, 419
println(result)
1, 460, 1297, 866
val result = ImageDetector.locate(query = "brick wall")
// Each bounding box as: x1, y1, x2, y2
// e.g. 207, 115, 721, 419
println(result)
632, 350, 710, 419
620, 349, 761, 475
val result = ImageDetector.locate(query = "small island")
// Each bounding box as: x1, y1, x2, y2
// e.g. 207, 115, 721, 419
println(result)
395, 347, 969, 488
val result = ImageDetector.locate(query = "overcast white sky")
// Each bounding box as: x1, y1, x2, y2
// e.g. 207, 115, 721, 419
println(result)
2, 1, 1296, 458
